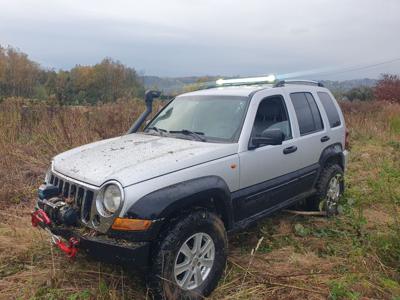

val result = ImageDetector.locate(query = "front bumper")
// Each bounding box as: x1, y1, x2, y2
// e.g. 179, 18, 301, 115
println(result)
52, 227, 150, 271
32, 209, 150, 272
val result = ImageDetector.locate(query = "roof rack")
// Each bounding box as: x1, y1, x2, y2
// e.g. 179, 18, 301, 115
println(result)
274, 80, 324, 87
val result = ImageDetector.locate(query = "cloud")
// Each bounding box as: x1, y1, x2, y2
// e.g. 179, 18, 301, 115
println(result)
0, 0, 399, 78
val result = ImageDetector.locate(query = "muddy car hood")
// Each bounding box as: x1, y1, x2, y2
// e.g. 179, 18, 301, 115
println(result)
53, 133, 238, 187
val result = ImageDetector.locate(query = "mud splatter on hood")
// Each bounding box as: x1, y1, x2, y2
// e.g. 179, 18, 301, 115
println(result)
53, 133, 237, 187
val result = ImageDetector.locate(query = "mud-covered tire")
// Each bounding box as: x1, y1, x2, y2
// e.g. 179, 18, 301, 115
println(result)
309, 164, 344, 216
148, 210, 228, 300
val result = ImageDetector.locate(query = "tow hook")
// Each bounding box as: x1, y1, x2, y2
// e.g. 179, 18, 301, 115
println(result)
52, 236, 79, 259
31, 209, 80, 259
31, 209, 51, 227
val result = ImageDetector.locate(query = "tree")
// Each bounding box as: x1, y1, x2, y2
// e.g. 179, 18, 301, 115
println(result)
0, 46, 41, 98
345, 86, 374, 102
374, 74, 400, 103
0, 45, 145, 104
60, 58, 144, 104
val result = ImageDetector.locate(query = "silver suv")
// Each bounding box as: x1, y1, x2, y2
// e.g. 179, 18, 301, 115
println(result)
32, 77, 349, 299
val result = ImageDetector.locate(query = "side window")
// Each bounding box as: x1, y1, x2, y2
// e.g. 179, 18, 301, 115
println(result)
251, 95, 292, 140
317, 92, 341, 128
290, 92, 323, 135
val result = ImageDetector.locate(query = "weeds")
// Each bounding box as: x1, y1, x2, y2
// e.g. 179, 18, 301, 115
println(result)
328, 279, 360, 300
0, 99, 399, 299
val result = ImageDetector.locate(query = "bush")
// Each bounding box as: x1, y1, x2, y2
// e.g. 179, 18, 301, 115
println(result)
374, 74, 400, 103
345, 86, 374, 102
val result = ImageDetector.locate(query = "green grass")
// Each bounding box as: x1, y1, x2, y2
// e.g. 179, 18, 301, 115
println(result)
0, 101, 399, 299
223, 114, 400, 299
328, 278, 361, 300
390, 115, 400, 135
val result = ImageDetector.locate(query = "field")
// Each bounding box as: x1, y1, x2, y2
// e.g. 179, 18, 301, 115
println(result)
0, 98, 399, 299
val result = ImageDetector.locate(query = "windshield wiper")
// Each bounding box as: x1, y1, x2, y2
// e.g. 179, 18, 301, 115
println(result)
169, 129, 207, 142
146, 126, 168, 135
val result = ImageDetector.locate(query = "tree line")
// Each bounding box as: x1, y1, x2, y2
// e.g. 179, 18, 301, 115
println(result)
341, 75, 400, 103
1, 45, 399, 104
0, 46, 144, 105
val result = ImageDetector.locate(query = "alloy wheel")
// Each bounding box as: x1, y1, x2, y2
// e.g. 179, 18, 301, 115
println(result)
174, 232, 215, 290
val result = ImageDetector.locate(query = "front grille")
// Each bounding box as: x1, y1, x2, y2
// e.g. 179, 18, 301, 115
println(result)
49, 173, 95, 223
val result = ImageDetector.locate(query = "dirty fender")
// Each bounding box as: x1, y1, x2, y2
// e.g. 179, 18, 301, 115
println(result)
125, 176, 233, 228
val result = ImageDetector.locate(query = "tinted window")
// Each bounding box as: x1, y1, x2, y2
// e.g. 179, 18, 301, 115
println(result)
251, 95, 292, 140
290, 92, 323, 135
305, 93, 323, 131
318, 92, 341, 128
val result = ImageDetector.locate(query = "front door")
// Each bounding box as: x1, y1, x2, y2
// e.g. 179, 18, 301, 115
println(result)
235, 95, 302, 220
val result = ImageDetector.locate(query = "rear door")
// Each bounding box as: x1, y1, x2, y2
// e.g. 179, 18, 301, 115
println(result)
284, 90, 328, 171
316, 91, 346, 149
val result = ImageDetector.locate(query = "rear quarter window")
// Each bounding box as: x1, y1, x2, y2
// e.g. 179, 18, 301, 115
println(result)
317, 92, 341, 128
290, 92, 323, 135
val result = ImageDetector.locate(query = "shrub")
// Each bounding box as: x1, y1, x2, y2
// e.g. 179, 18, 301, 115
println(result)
374, 74, 400, 103
345, 86, 374, 102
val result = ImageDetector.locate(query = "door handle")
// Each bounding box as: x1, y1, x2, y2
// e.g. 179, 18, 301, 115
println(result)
283, 146, 297, 154
321, 136, 330, 142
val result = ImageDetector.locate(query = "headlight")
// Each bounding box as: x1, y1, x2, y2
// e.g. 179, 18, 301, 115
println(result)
101, 184, 122, 215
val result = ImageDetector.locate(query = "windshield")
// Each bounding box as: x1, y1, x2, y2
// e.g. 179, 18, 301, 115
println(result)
145, 95, 249, 142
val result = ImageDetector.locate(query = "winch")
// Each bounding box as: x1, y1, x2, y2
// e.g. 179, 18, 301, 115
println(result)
37, 184, 79, 226
33, 183, 81, 259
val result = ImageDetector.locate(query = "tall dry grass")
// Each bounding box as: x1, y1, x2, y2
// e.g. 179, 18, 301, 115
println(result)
0, 98, 167, 208
0, 98, 399, 299
2, 99, 398, 208
341, 100, 400, 142
0, 98, 153, 299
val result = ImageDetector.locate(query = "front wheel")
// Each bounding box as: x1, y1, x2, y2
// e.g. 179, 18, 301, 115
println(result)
149, 210, 227, 300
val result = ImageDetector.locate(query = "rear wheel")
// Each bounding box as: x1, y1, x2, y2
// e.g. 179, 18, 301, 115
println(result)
310, 164, 344, 216
149, 210, 227, 299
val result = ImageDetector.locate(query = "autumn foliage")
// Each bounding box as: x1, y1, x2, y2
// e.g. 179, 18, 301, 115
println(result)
0, 45, 144, 104
374, 74, 400, 103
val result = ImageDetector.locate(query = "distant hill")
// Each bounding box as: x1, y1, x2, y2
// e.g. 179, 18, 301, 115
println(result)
321, 78, 377, 94
143, 76, 377, 95
142, 76, 215, 94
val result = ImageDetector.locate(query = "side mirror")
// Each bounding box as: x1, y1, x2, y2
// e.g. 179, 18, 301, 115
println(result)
250, 128, 284, 149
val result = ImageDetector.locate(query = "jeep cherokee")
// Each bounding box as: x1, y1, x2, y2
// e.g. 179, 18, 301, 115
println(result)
32, 77, 349, 299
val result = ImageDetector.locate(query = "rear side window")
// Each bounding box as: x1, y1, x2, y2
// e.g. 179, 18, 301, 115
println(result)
317, 92, 341, 128
290, 92, 323, 135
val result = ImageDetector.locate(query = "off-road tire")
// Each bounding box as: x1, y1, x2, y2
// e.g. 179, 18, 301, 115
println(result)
309, 164, 344, 216
148, 210, 228, 300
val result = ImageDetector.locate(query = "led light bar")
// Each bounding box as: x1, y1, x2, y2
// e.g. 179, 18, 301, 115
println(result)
216, 74, 276, 86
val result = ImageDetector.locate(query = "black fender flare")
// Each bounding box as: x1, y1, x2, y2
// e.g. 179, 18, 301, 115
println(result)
124, 176, 233, 229
319, 143, 345, 171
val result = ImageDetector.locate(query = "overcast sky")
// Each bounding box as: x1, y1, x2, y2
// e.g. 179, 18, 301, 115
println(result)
1, 0, 399, 79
